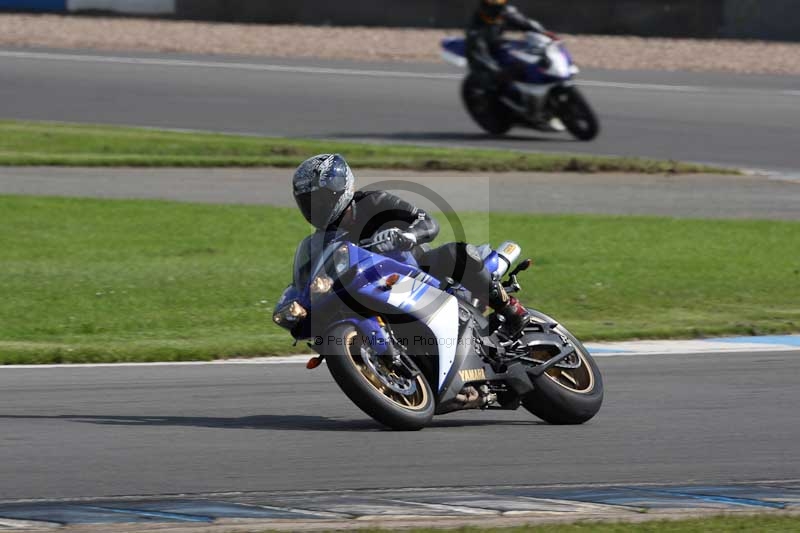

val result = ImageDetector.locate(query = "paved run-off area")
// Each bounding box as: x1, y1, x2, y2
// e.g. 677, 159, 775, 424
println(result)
1, 167, 799, 220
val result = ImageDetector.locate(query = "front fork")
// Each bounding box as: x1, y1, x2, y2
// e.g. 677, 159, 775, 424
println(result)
309, 316, 418, 378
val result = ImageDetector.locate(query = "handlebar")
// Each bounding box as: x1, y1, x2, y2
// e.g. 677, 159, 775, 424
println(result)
359, 235, 393, 249
360, 228, 417, 252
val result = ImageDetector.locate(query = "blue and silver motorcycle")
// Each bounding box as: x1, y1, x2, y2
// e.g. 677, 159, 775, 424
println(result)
442, 32, 599, 140
274, 231, 603, 430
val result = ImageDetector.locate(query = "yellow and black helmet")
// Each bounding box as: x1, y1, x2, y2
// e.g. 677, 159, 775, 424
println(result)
479, 0, 508, 23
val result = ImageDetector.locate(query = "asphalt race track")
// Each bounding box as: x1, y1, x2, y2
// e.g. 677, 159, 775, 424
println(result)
1, 49, 800, 174
2, 351, 800, 500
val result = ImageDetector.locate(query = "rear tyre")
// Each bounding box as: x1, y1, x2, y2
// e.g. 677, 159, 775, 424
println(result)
553, 86, 599, 141
521, 313, 603, 424
461, 74, 513, 135
324, 323, 434, 431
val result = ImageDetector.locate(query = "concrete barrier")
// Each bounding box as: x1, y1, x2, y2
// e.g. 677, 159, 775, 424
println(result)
722, 0, 797, 41
69, 0, 174, 15
0, 0, 67, 9
0, 0, 797, 41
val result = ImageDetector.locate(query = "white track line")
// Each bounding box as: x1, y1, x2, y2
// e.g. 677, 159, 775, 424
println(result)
0, 50, 458, 80
1, 49, 797, 96
0, 517, 60, 529
579, 79, 712, 93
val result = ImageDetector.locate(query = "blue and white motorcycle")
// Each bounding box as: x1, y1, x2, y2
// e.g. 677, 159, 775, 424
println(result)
441, 32, 599, 140
273, 230, 603, 431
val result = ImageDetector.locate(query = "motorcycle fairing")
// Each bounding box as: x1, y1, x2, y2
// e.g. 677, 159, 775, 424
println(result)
440, 36, 574, 84
350, 244, 421, 272
321, 273, 459, 394
275, 284, 302, 311
500, 41, 573, 83
441, 37, 468, 67
435, 302, 535, 414
321, 246, 458, 392
377, 272, 460, 392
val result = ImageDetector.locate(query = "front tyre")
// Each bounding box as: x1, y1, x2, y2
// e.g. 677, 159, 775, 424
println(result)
553, 86, 599, 141
325, 323, 434, 431
521, 315, 603, 424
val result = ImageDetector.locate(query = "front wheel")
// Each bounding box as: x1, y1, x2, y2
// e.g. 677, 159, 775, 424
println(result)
552, 86, 599, 141
324, 323, 434, 430
521, 314, 603, 424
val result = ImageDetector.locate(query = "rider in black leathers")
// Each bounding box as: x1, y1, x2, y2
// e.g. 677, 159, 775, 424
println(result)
466, 0, 546, 90
291, 153, 531, 334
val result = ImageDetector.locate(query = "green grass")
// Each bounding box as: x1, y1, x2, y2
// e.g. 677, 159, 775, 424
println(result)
0, 120, 735, 174
322, 515, 800, 532
1, 195, 798, 364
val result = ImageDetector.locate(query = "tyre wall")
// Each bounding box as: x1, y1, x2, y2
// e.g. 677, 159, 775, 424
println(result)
0, 0, 174, 13
0, 0, 796, 42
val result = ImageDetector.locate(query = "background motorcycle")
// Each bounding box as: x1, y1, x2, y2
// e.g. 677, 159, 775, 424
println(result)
274, 231, 604, 430
441, 32, 600, 141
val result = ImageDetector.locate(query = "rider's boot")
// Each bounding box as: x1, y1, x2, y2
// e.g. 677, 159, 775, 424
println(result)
488, 281, 531, 337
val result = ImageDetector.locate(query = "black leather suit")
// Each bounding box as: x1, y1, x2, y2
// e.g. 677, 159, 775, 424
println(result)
336, 190, 495, 302
466, 5, 544, 80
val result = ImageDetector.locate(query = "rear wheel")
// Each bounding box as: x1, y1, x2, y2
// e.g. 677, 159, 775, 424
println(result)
461, 74, 513, 135
553, 86, 599, 141
521, 314, 603, 424
325, 323, 434, 430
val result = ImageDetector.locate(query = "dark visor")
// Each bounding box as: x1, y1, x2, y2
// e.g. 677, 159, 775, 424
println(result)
296, 188, 343, 229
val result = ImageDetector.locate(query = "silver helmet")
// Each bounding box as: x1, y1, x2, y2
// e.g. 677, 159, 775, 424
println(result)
292, 154, 355, 229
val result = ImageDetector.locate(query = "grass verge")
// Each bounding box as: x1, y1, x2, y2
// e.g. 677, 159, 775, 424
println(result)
1, 195, 798, 364
0, 120, 736, 174
322, 515, 800, 532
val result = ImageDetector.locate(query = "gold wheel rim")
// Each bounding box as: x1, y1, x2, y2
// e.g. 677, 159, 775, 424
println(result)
344, 331, 429, 411
543, 337, 595, 395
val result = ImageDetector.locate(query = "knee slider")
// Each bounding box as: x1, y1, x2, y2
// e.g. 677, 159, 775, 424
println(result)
463, 243, 484, 272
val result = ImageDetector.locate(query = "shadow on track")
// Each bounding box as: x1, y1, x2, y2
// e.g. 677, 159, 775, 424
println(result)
328, 132, 569, 144
0, 414, 542, 431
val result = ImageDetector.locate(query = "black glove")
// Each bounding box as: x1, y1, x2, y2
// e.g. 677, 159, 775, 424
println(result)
373, 228, 417, 254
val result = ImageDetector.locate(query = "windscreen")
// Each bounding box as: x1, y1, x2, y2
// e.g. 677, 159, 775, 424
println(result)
292, 230, 348, 290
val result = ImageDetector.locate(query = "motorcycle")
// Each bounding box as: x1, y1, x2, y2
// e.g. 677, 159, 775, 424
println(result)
441, 32, 600, 141
273, 230, 603, 430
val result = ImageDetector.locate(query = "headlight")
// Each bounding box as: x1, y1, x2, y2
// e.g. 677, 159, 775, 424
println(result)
332, 244, 350, 275
311, 274, 334, 296
309, 245, 350, 304
310, 274, 334, 304
272, 301, 308, 328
